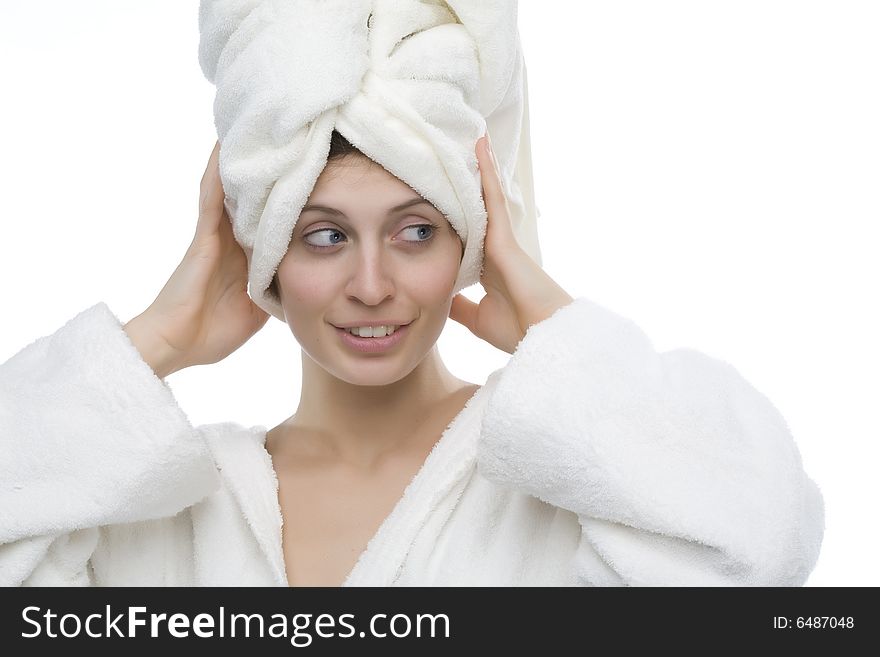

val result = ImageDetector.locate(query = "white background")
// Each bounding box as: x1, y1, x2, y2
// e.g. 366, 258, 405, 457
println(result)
1, 1, 877, 587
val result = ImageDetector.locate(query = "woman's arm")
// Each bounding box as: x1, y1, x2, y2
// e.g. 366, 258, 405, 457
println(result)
0, 302, 221, 585
477, 297, 825, 586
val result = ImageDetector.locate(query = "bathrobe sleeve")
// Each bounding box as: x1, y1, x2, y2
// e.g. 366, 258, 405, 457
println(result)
476, 297, 825, 586
0, 302, 221, 586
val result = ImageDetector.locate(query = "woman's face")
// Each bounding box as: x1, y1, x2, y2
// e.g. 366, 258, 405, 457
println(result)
276, 153, 464, 386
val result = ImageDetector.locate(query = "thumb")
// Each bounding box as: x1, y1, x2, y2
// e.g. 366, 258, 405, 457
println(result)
449, 293, 479, 334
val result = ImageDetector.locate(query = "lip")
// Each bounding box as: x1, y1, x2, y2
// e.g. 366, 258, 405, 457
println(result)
335, 321, 412, 354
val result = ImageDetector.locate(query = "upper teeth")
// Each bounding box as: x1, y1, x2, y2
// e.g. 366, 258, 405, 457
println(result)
346, 325, 400, 337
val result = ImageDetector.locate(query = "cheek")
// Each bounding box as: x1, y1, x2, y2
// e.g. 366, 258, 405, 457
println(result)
404, 247, 461, 298
277, 256, 333, 307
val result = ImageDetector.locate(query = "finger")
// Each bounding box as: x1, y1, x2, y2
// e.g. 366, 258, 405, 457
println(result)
476, 135, 515, 242
199, 140, 221, 204
197, 140, 224, 238
477, 135, 504, 198
448, 293, 479, 334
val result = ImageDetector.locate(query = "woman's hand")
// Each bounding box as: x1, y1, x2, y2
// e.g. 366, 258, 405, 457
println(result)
448, 133, 574, 355
124, 141, 270, 377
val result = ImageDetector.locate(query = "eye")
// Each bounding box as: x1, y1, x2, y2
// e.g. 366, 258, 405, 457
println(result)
396, 223, 437, 244
302, 228, 345, 250
302, 222, 439, 251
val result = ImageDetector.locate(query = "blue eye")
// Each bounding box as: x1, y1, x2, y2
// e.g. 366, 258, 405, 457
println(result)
398, 224, 436, 243
303, 223, 438, 250
303, 228, 345, 249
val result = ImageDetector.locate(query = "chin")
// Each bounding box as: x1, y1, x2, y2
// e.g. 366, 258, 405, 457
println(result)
332, 364, 413, 388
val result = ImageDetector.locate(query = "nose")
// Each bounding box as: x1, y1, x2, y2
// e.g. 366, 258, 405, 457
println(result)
343, 242, 396, 305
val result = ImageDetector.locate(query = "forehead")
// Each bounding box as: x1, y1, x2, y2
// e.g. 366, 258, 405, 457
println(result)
314, 154, 400, 189
307, 155, 444, 216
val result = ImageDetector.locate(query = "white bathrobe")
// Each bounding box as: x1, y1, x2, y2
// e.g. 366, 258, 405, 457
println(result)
0, 297, 824, 586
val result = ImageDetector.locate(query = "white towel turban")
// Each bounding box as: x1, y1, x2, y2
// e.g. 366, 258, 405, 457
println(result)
198, 0, 541, 322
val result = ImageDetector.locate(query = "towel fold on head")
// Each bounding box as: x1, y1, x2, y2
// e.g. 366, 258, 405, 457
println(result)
198, 0, 541, 321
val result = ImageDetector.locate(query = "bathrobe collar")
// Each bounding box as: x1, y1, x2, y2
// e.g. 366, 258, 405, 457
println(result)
342, 378, 498, 585
202, 371, 501, 587
200, 423, 288, 585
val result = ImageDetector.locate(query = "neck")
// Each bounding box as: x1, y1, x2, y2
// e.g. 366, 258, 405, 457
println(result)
287, 345, 465, 465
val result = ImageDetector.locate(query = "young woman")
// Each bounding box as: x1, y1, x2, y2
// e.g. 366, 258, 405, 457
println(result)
0, 130, 824, 586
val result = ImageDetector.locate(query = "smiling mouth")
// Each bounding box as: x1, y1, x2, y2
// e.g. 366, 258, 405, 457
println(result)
334, 320, 414, 353
333, 320, 414, 337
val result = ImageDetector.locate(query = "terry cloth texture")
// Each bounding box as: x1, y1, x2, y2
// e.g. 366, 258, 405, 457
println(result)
1, 299, 825, 586
198, 0, 541, 322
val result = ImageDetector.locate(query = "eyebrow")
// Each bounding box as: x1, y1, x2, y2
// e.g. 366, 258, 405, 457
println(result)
300, 196, 436, 216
